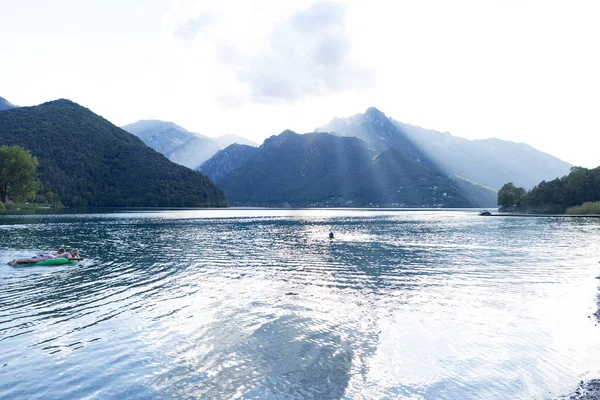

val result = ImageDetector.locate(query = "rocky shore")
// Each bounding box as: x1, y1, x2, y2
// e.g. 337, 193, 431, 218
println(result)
564, 277, 600, 400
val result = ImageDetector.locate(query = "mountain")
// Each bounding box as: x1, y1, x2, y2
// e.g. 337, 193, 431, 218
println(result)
213, 134, 258, 149
199, 144, 259, 184
122, 120, 221, 170
216, 130, 480, 207
316, 107, 427, 162
393, 120, 573, 190
317, 107, 571, 191
0, 100, 227, 207
122, 121, 258, 170
0, 97, 17, 111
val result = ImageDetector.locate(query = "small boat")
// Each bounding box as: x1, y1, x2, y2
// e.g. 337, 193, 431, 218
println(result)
479, 210, 492, 216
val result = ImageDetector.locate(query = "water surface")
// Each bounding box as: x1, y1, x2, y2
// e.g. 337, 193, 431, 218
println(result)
1, 209, 599, 399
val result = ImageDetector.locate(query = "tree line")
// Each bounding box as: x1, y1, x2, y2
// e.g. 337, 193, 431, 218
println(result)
498, 166, 600, 213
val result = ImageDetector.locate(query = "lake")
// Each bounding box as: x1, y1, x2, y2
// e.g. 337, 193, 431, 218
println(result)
1, 209, 599, 399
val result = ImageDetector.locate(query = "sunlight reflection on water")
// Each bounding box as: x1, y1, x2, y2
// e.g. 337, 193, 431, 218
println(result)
0, 209, 599, 399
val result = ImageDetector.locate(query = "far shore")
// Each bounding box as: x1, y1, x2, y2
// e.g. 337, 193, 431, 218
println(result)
487, 213, 600, 218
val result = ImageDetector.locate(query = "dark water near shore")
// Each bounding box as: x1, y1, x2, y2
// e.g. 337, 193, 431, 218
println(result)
1, 209, 599, 399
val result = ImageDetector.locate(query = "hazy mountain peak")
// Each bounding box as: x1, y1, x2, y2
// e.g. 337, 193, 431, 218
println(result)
214, 134, 258, 148
319, 107, 391, 132
316, 107, 426, 162
364, 106, 386, 119
122, 119, 257, 170
0, 96, 18, 111
122, 119, 190, 136
121, 119, 221, 169
261, 130, 298, 150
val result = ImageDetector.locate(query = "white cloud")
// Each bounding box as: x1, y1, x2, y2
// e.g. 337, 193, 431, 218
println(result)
172, 12, 216, 41
237, 1, 372, 103
1, 0, 599, 167
167, 0, 373, 104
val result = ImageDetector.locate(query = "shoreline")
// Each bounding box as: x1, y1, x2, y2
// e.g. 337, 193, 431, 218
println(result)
487, 213, 600, 218
564, 274, 600, 400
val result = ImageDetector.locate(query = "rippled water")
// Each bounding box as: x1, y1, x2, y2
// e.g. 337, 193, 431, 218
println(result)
1, 209, 600, 399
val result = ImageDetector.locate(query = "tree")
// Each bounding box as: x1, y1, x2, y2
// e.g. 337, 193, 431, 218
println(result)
497, 182, 526, 208
0, 145, 40, 203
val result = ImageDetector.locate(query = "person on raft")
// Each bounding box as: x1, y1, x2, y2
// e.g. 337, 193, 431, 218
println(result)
8, 249, 82, 266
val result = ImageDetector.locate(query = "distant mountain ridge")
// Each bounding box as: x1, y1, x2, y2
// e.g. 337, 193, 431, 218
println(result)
213, 134, 258, 149
122, 120, 221, 169
392, 120, 573, 190
122, 120, 257, 170
213, 130, 491, 207
0, 96, 17, 111
316, 107, 572, 190
0, 100, 227, 207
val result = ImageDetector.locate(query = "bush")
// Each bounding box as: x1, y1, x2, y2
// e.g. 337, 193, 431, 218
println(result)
35, 194, 47, 204
0, 201, 5, 212
566, 201, 600, 215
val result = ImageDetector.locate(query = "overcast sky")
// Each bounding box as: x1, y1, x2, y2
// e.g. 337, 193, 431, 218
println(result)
2, 0, 599, 167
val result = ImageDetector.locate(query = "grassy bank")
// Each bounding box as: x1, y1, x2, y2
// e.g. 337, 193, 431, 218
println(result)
0, 201, 61, 214
566, 201, 600, 215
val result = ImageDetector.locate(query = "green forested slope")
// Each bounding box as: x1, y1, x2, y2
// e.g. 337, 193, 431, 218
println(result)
198, 144, 259, 184
219, 130, 475, 207
0, 99, 227, 207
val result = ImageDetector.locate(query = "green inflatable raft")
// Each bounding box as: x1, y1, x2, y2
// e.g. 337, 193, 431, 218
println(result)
22, 258, 79, 266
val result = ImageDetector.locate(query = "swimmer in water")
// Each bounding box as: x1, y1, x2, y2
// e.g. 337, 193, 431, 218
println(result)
329, 232, 334, 239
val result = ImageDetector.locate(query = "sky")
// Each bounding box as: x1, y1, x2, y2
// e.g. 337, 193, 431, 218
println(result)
1, 0, 599, 167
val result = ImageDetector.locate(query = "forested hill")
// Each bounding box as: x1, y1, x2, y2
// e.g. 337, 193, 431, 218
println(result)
199, 144, 259, 184
0, 99, 227, 207
217, 130, 481, 207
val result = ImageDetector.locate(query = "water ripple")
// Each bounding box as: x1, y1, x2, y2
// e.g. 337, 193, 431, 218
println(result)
0, 210, 599, 399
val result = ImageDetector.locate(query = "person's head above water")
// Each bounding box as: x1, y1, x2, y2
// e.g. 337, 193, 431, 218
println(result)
329, 232, 334, 239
